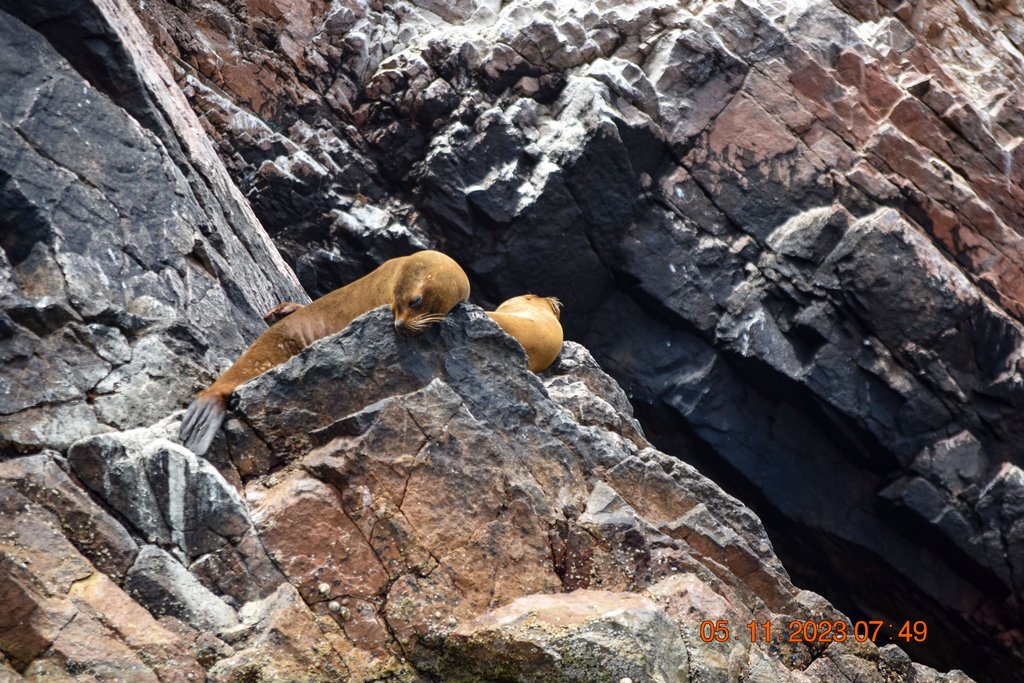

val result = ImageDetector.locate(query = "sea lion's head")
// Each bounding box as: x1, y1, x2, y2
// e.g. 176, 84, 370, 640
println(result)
391, 250, 471, 336
493, 294, 562, 320
537, 295, 562, 320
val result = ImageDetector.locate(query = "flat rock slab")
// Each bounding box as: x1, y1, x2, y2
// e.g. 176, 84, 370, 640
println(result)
435, 590, 688, 683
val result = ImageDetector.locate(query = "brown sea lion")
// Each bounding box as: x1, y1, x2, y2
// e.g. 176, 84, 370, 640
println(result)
486, 294, 563, 372
256, 292, 565, 372
179, 250, 470, 455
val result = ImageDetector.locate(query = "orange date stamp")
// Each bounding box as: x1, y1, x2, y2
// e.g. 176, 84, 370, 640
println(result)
699, 619, 927, 644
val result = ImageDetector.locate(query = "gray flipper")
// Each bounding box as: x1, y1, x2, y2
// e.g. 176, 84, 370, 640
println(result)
179, 394, 226, 456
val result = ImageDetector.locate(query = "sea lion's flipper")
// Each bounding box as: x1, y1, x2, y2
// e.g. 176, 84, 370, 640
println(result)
179, 393, 226, 455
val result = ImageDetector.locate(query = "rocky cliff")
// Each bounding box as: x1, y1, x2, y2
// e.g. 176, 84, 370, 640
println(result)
1, 0, 1021, 681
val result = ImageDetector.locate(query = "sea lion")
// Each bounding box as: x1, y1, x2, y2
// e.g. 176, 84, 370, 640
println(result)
179, 250, 470, 455
256, 292, 565, 372
486, 294, 563, 372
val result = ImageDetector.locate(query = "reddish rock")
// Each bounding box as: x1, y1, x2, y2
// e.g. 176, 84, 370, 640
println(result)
708, 94, 800, 165
20, 612, 160, 682
250, 475, 389, 605
0, 488, 201, 679
68, 573, 203, 682
223, 306, 975, 681
0, 453, 138, 582
0, 557, 76, 672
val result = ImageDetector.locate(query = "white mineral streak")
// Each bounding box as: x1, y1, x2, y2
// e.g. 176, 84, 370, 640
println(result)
161, 440, 188, 550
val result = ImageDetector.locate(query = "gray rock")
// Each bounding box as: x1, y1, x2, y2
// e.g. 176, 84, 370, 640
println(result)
0, 660, 21, 682
124, 545, 239, 633
67, 431, 250, 560
544, 342, 647, 446
0, 3, 306, 451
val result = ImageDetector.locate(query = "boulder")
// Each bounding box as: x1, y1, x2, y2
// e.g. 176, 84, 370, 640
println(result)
67, 431, 250, 560
433, 590, 689, 682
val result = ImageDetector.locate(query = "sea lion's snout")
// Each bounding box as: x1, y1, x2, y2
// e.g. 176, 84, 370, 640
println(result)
395, 312, 446, 337
394, 316, 422, 336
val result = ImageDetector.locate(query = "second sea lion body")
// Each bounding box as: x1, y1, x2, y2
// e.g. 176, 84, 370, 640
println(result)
486, 294, 563, 372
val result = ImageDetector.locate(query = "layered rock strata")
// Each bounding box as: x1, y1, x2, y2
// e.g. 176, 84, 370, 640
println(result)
0, 0, 306, 451
123, 1, 1024, 678
0, 300, 980, 681
0, 0, 1020, 680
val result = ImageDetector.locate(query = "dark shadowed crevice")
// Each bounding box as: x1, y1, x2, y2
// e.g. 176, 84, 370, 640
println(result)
631, 372, 1020, 683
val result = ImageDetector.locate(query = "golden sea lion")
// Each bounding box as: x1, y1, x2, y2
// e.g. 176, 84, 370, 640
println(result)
486, 294, 563, 372
179, 250, 470, 455
255, 292, 565, 373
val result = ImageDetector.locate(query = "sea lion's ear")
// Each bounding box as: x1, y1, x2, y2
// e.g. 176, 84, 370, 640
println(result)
547, 297, 562, 317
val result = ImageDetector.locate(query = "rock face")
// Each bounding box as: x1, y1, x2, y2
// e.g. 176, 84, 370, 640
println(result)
433, 590, 691, 682
0, 293, 979, 681
0, 482, 204, 681
0, 0, 306, 452
124, 0, 1024, 679
0, 0, 1018, 681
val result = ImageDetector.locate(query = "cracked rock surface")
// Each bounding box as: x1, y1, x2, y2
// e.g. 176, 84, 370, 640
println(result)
0, 0, 306, 451
4, 304, 975, 681
0, 0, 1018, 680
122, 0, 1024, 679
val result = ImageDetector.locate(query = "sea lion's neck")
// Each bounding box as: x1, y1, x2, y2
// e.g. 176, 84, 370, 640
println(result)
291, 259, 400, 344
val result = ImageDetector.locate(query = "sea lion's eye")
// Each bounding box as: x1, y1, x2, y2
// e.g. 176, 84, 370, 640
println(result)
409, 295, 423, 309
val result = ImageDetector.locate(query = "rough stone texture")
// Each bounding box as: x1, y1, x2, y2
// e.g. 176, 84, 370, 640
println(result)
0, 300, 982, 681
130, 0, 1024, 680
432, 590, 690, 682
0, 452, 139, 581
206, 583, 360, 683
0, 487, 202, 681
123, 545, 239, 633
215, 305, 973, 682
67, 430, 250, 560
0, 0, 306, 452
0, 661, 20, 682
0, 0, 1017, 681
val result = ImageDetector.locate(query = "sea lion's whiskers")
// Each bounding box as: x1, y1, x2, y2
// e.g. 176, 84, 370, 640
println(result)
407, 313, 446, 332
